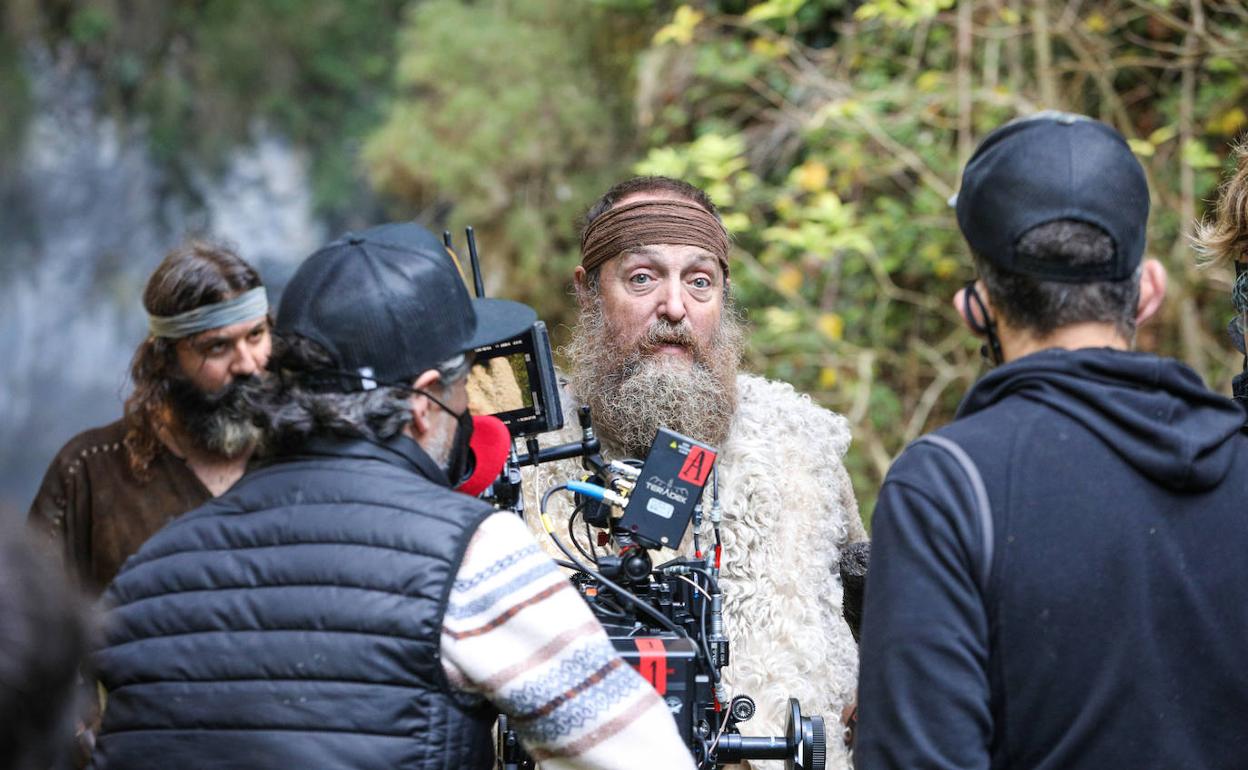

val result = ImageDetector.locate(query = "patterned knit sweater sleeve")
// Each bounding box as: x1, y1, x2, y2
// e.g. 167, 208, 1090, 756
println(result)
441, 511, 696, 770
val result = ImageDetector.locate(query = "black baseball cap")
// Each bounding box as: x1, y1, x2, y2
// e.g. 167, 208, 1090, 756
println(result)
954, 112, 1150, 282
277, 222, 536, 390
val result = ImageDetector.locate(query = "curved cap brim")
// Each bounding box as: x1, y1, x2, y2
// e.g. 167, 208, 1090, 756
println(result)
465, 298, 538, 351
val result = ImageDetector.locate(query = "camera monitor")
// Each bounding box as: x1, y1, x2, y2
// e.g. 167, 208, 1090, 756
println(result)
468, 321, 564, 438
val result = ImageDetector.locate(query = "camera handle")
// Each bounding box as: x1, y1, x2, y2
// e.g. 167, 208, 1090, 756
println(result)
492, 406, 604, 516
512, 406, 602, 469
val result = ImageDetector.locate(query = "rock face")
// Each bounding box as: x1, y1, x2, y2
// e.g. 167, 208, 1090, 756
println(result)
0, 47, 326, 518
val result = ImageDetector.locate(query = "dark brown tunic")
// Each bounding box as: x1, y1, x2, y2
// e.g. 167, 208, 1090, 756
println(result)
28, 419, 211, 594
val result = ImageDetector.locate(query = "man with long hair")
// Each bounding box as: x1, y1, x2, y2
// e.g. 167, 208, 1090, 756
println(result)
526, 176, 866, 769
1196, 139, 1248, 404
28, 240, 270, 592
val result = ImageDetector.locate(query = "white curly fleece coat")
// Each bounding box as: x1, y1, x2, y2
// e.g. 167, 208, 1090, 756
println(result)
524, 373, 867, 770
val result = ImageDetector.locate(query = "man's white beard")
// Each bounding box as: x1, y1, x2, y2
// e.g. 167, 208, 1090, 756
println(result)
195, 415, 261, 459
565, 298, 745, 458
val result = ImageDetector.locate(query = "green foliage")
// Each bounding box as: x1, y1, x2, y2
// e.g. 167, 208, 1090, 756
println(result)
364, 0, 648, 322
629, 0, 1248, 525
7, 0, 1245, 526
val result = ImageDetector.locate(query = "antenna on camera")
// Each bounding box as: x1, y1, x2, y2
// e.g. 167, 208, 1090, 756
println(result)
465, 226, 486, 299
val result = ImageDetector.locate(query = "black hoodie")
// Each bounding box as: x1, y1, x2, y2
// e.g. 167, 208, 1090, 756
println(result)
856, 348, 1248, 770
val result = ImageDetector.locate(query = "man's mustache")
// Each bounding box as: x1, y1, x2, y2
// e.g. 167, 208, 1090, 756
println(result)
638, 321, 700, 357
168, 373, 262, 415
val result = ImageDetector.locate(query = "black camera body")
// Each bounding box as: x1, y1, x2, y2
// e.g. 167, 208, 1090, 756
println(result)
489, 421, 826, 770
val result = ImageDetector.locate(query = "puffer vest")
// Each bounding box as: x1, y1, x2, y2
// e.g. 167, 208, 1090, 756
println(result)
91, 436, 498, 770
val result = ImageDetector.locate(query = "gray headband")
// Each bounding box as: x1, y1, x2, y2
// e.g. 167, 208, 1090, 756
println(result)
148, 286, 269, 339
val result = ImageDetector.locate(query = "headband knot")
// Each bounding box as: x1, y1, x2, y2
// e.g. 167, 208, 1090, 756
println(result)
580, 198, 730, 274
148, 286, 269, 339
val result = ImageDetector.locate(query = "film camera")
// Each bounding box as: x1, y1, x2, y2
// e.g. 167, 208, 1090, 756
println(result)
453, 228, 828, 769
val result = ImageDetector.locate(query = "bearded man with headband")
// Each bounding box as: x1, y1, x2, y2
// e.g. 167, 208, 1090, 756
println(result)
28, 241, 270, 593
525, 176, 866, 769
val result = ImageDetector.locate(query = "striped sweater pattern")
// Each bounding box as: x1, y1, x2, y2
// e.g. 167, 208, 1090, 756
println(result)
441, 512, 695, 770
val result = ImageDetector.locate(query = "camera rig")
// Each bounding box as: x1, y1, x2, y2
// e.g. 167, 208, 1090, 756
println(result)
451, 227, 827, 770
486, 414, 826, 770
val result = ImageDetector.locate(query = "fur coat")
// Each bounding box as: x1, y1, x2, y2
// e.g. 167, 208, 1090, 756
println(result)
524, 373, 867, 770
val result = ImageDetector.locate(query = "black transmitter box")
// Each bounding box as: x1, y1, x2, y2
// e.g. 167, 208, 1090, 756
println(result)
620, 428, 718, 549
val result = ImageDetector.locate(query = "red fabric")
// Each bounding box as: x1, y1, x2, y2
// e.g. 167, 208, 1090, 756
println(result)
457, 415, 511, 497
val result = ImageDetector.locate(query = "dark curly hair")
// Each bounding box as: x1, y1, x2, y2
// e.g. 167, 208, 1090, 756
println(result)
123, 240, 264, 479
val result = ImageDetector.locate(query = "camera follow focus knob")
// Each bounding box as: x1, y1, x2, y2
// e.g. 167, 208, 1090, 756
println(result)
730, 695, 756, 723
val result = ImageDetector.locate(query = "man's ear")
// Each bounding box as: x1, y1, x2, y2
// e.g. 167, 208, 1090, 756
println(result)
406, 369, 443, 439
953, 280, 992, 336
1135, 258, 1167, 327
572, 266, 591, 310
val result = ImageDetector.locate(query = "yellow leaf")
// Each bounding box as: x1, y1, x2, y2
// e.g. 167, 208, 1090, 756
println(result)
653, 5, 703, 46
776, 266, 804, 296
934, 257, 959, 279
750, 37, 791, 59
796, 160, 829, 193
998, 6, 1022, 24
817, 312, 844, 341
853, 4, 880, 20
720, 212, 751, 233
1127, 138, 1155, 157
1210, 107, 1248, 138
1182, 138, 1220, 169
745, 0, 806, 24
915, 71, 943, 93
1083, 11, 1109, 33
763, 307, 801, 333
818, 366, 839, 389
1147, 124, 1178, 145
815, 99, 861, 122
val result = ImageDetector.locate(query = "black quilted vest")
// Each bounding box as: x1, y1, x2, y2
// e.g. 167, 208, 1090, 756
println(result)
91, 436, 498, 770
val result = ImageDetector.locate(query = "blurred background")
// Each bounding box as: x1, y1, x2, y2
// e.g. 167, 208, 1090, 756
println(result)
1, 0, 1245, 524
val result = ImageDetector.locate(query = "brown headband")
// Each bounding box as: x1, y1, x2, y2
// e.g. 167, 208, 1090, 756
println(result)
580, 198, 731, 274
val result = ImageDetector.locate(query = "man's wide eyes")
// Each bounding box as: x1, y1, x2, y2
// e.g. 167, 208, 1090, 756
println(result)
629, 273, 653, 285
690, 276, 712, 289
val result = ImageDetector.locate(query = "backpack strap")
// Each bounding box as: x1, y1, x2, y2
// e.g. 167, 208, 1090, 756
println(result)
912, 434, 994, 594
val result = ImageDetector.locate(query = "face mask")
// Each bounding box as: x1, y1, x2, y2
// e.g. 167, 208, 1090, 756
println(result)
420, 388, 476, 486
962, 279, 1004, 366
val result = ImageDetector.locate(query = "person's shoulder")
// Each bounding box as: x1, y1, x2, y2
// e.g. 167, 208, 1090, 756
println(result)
46, 419, 128, 470
733, 372, 851, 456
922, 399, 1024, 469
884, 412, 1011, 505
